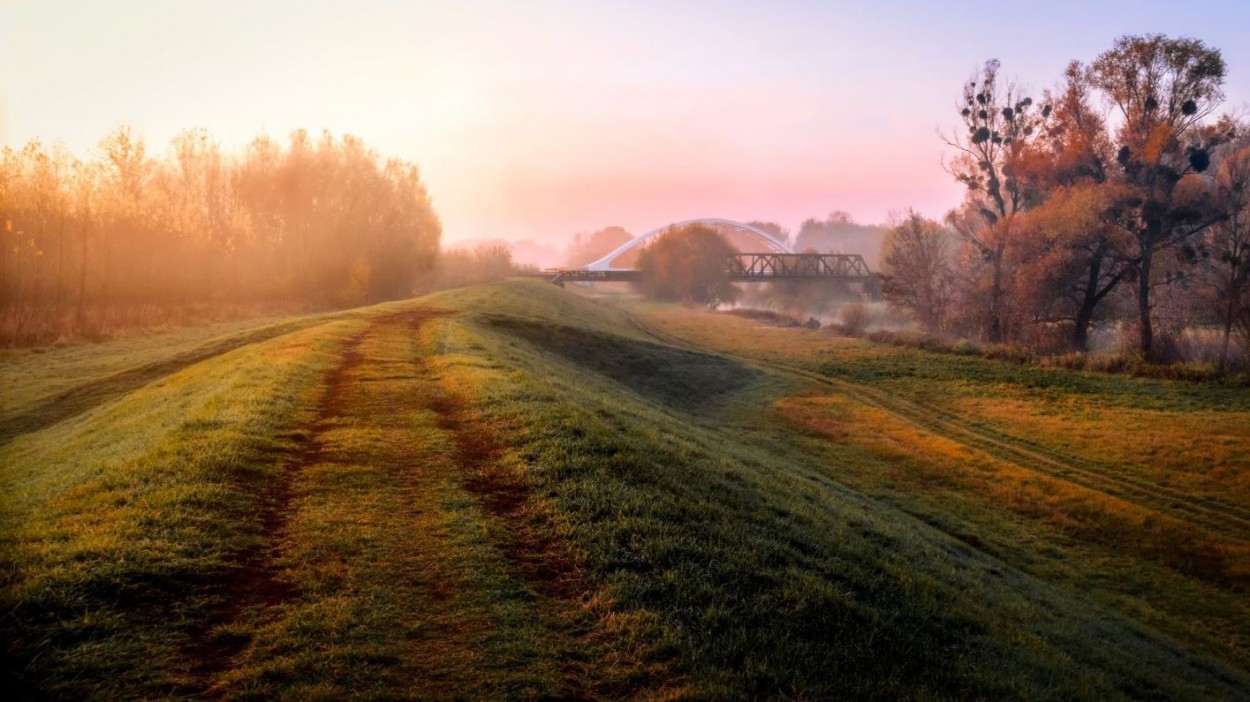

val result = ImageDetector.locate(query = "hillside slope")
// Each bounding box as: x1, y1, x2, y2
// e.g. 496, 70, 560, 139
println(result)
2, 279, 1247, 699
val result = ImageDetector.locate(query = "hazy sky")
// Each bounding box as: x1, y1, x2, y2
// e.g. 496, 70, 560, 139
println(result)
3, 1, 1248, 246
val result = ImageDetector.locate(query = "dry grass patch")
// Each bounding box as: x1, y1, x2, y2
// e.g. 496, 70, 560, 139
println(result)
779, 392, 1250, 587
951, 396, 1250, 504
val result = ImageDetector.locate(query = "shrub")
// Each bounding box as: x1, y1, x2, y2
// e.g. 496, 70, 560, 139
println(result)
838, 302, 876, 336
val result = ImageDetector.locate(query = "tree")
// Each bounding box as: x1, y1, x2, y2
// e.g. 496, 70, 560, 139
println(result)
437, 242, 513, 288
943, 59, 1051, 342
881, 212, 956, 333
1013, 184, 1127, 350
1090, 34, 1227, 357
746, 220, 791, 247
1203, 142, 1250, 372
0, 126, 442, 344
565, 226, 632, 267
636, 223, 739, 307
69, 156, 100, 331
1015, 62, 1131, 350
792, 212, 887, 268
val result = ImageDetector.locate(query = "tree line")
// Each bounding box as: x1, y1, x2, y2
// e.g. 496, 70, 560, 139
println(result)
882, 34, 1250, 371
1, 127, 441, 344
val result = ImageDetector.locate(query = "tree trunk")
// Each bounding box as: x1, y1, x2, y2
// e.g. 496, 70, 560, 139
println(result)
1219, 293, 1235, 375
56, 213, 67, 306
989, 242, 1006, 343
1137, 245, 1153, 358
1073, 241, 1107, 351
76, 220, 89, 331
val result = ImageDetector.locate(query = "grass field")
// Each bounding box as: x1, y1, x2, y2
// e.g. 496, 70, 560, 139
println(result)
2, 279, 1248, 699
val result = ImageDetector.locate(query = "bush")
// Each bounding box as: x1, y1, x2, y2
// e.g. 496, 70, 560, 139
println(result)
838, 302, 876, 335
434, 244, 517, 289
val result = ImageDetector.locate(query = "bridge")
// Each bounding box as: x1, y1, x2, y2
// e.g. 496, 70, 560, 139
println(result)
546, 218, 880, 298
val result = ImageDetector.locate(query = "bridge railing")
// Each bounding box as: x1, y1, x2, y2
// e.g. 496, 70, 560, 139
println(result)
546, 252, 880, 297
546, 268, 641, 286
726, 253, 874, 280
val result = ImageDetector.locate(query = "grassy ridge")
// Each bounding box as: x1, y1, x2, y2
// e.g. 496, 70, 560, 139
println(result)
1, 317, 357, 696
0, 311, 340, 430
421, 281, 1249, 698
634, 300, 1250, 679
2, 279, 1247, 698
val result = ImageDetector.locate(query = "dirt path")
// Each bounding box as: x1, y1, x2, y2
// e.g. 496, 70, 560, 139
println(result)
184, 325, 370, 695
186, 308, 637, 698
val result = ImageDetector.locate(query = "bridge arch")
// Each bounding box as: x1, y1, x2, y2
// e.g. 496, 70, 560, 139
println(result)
584, 218, 795, 272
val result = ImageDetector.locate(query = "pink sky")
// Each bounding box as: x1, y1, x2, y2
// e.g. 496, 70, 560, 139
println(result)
3, 1, 1246, 248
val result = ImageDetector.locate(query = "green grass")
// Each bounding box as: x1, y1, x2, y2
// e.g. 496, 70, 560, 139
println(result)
0, 310, 358, 444
2, 279, 1248, 699
632, 299, 1250, 679
213, 312, 607, 699
1, 317, 355, 697
424, 282, 1250, 699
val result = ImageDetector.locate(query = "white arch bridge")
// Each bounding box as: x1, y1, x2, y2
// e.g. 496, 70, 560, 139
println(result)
547, 218, 880, 297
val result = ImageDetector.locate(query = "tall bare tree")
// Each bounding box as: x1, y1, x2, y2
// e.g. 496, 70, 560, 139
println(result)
943, 59, 1051, 342
881, 212, 956, 334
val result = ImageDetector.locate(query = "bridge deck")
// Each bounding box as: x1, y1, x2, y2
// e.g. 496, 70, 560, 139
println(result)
548, 253, 878, 296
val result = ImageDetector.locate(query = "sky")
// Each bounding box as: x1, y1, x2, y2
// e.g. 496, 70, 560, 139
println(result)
2, 0, 1248, 249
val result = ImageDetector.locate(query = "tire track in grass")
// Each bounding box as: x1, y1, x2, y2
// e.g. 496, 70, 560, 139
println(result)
634, 311, 1250, 538
186, 307, 675, 697
421, 314, 686, 699
192, 308, 619, 698
829, 372, 1250, 535
182, 323, 369, 696
426, 384, 586, 602
647, 314, 1250, 587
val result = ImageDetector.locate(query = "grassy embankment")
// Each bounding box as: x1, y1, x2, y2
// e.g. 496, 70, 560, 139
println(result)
2, 278, 1248, 699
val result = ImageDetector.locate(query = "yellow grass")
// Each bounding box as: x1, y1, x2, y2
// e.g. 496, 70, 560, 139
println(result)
950, 397, 1250, 503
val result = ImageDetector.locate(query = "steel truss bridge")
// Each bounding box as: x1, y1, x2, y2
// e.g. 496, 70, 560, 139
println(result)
545, 218, 880, 298
551, 252, 877, 292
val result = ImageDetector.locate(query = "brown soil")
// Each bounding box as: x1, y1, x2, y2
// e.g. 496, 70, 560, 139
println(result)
183, 307, 652, 698
181, 322, 372, 696
428, 388, 587, 602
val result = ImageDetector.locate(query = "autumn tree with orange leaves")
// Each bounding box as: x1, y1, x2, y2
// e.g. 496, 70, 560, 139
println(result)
920, 34, 1250, 367
1089, 34, 1229, 357
636, 223, 739, 308
0, 128, 441, 344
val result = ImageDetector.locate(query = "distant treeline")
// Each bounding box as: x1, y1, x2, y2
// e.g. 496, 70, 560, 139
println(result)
1, 128, 441, 344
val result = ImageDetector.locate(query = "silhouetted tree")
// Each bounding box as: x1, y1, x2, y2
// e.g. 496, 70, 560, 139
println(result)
746, 220, 791, 247
437, 242, 514, 288
793, 212, 887, 267
1202, 141, 1250, 372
